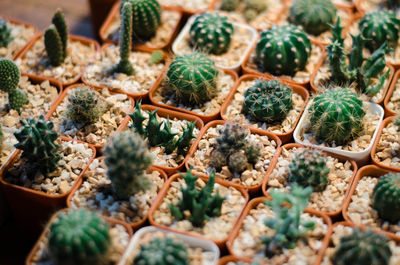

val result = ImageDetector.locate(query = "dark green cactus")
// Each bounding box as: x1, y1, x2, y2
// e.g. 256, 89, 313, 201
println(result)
134, 237, 189, 265
189, 12, 234, 55
289, 149, 330, 192
220, 0, 240, 11
169, 168, 225, 227
49, 209, 111, 265
244, 0, 267, 21
0, 59, 28, 111
243, 79, 293, 123
165, 53, 219, 105
0, 19, 12, 48
8, 89, 29, 111
331, 228, 392, 265
44, 10, 68, 66
52, 9, 68, 60
14, 116, 61, 175
372, 173, 400, 223
255, 25, 312, 76
103, 131, 153, 200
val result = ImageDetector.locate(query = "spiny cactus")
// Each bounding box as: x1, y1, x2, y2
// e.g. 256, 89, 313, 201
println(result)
244, 0, 267, 21
372, 173, 400, 223
44, 9, 68, 66
14, 115, 60, 175
289, 0, 337, 36
134, 237, 189, 265
255, 24, 312, 76
165, 53, 219, 105
215, 122, 249, 154
114, 2, 134, 75
0, 19, 12, 48
0, 59, 28, 111
189, 12, 234, 55
169, 168, 225, 227
228, 151, 248, 174
49, 209, 111, 265
103, 131, 153, 200
262, 184, 315, 257
220, 0, 240, 11
243, 79, 293, 123
331, 228, 392, 265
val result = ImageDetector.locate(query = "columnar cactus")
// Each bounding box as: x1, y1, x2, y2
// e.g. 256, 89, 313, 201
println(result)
289, 0, 337, 36
309, 88, 365, 146
243, 79, 293, 123
165, 53, 219, 105
114, 2, 134, 75
66, 87, 104, 125
243, 0, 267, 21
331, 229, 392, 265
49, 209, 111, 265
220, 0, 240, 11
255, 25, 312, 76
0, 19, 12, 48
44, 9, 68, 66
372, 173, 400, 223
103, 131, 153, 200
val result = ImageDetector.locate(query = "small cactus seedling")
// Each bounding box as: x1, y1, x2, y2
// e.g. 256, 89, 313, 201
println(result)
331, 228, 392, 265
134, 237, 189, 265
44, 9, 68, 66
0, 19, 12, 48
372, 173, 400, 223
149, 50, 164, 64
169, 168, 225, 227
220, 0, 240, 11
114, 2, 134, 75
103, 131, 153, 200
243, 0, 267, 21
49, 209, 111, 265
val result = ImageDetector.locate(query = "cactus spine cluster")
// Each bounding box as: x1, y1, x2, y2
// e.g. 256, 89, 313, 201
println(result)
114, 2, 134, 75
255, 25, 312, 76
103, 131, 153, 200
44, 9, 68, 66
243, 79, 293, 123
0, 19, 12, 48
49, 209, 111, 265
0, 59, 28, 111
331, 228, 392, 265
372, 173, 400, 223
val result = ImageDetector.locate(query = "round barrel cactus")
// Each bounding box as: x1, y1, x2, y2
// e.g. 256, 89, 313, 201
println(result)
372, 173, 400, 223
255, 24, 312, 76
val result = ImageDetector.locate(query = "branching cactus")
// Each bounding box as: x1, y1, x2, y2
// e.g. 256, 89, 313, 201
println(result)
255, 25, 312, 76
66, 87, 104, 125
189, 12, 234, 55
289, 0, 337, 36
169, 168, 225, 227
14, 115, 60, 175
372, 173, 400, 223
0, 19, 12, 48
165, 53, 219, 105
331, 228, 392, 265
262, 184, 315, 257
243, 0, 267, 21
0, 58, 28, 111
220, 0, 240, 11
243, 79, 293, 123
44, 9, 68, 66
49, 209, 111, 265
114, 2, 134, 75
103, 131, 153, 200
134, 237, 189, 265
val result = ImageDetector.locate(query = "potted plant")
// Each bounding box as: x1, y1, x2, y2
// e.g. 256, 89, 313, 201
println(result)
384, 69, 400, 116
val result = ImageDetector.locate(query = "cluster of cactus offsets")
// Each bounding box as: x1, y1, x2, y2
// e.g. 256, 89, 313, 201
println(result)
289, 0, 337, 36
331, 228, 392, 265
49, 209, 111, 265
289, 149, 330, 192
14, 116, 61, 175
0, 19, 12, 48
372, 173, 400, 223
189, 12, 234, 55
309, 88, 365, 146
0, 59, 28, 111
103, 131, 153, 200
121, 0, 161, 41
262, 184, 315, 257
165, 53, 219, 105
66, 87, 104, 125
44, 9, 68, 66
0, 124, 3, 151
243, 79, 293, 123
243, 0, 267, 21
255, 25, 312, 76
134, 237, 189, 265
359, 10, 400, 52
114, 2, 134, 75
169, 168, 225, 227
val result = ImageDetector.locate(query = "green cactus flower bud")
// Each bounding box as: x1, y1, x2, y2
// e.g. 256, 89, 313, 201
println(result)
0, 19, 13, 48
372, 173, 400, 223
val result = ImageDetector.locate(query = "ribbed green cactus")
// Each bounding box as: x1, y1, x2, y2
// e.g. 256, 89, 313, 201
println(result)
189, 12, 234, 55
14, 115, 60, 175
372, 173, 400, 223
220, 0, 240, 11
114, 2, 134, 75
255, 25, 312, 76
165, 53, 219, 105
44, 9, 68, 66
134, 237, 189, 265
0, 19, 12, 48
52, 9, 68, 60
49, 209, 111, 265
66, 87, 104, 125
103, 131, 153, 200
243, 79, 293, 123
309, 88, 365, 146
331, 228, 392, 265
244, 0, 267, 21
0, 59, 28, 111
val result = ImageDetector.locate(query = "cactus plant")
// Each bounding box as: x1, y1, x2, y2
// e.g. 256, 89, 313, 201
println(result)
243, 0, 267, 21
134, 237, 189, 265
49, 209, 111, 265
255, 24, 312, 76
243, 79, 293, 123
228, 151, 248, 174
14, 115, 60, 175
215, 122, 249, 155
44, 9, 68, 66
149, 50, 164, 64
220, 0, 240, 11
103, 131, 153, 200
114, 2, 134, 75
331, 228, 392, 265
372, 173, 400, 223
0, 19, 12, 48
289, 0, 337, 36
165, 53, 219, 105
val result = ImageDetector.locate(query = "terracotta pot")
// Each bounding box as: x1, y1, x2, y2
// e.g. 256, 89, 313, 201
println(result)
226, 197, 332, 264
220, 74, 310, 144
25, 208, 133, 265
118, 104, 204, 175
88, 0, 118, 39
148, 173, 250, 249
262, 143, 358, 219
384, 69, 400, 117
185, 120, 282, 194
218, 256, 240, 265
149, 69, 239, 124
161, 0, 218, 16
16, 33, 100, 88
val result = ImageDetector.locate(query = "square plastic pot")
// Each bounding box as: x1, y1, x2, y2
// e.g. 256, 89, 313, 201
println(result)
384, 68, 400, 117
